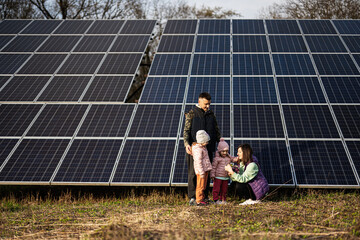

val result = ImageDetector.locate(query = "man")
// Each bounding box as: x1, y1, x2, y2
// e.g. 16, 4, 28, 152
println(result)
184, 92, 221, 205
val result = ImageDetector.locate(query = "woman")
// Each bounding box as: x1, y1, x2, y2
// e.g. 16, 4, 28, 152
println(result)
224, 144, 269, 205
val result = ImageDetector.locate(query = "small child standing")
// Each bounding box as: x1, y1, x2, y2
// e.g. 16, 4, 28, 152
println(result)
210, 138, 234, 204
192, 130, 212, 206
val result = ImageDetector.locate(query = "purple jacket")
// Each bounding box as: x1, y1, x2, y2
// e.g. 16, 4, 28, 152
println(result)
245, 156, 269, 200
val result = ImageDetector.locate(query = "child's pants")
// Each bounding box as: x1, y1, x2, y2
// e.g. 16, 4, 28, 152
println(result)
212, 178, 229, 201
196, 172, 208, 204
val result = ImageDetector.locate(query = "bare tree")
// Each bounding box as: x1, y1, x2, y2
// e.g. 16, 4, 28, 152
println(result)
1, 0, 40, 19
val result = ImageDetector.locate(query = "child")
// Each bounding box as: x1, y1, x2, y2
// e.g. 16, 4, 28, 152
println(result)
210, 138, 234, 204
192, 130, 212, 206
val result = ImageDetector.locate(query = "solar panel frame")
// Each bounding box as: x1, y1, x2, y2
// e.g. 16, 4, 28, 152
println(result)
0, 139, 19, 168
0, 76, 11, 89
0, 36, 15, 50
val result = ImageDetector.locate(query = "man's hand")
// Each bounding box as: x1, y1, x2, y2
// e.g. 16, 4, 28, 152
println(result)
186, 145, 192, 155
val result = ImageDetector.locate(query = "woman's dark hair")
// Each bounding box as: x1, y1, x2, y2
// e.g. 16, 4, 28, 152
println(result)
238, 143, 253, 165
198, 92, 211, 101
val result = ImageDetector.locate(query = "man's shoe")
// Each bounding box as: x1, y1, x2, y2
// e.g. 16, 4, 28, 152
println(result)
189, 198, 196, 206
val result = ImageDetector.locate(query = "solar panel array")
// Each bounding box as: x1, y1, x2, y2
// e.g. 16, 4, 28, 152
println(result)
1, 19, 360, 188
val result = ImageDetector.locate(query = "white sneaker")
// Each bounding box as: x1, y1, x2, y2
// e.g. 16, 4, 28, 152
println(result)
219, 200, 227, 205
239, 199, 260, 206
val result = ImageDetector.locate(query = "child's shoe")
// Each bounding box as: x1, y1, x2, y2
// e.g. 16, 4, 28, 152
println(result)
197, 201, 208, 206
220, 200, 227, 205
214, 200, 221, 205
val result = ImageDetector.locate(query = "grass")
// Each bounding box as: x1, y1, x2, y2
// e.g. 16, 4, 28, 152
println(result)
0, 186, 359, 239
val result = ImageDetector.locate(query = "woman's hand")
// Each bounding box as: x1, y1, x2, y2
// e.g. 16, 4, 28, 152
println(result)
224, 164, 234, 176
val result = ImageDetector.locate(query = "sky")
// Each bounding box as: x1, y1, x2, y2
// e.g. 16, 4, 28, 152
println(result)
186, 0, 281, 19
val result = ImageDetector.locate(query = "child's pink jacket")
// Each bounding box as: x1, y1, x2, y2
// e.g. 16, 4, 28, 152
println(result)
192, 144, 212, 175
210, 152, 237, 179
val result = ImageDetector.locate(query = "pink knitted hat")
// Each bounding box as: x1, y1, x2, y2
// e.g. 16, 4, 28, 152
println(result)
217, 138, 229, 151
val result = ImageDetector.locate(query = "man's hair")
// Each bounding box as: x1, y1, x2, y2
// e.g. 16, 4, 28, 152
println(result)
199, 92, 211, 100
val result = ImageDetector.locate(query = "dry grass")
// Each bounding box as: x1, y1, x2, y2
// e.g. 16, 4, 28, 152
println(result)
1, 187, 360, 239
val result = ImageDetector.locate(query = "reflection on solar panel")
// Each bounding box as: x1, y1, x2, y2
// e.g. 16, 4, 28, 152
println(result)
313, 54, 359, 75
269, 36, 307, 52
233, 77, 277, 103
157, 35, 194, 52
322, 77, 360, 103
186, 77, 230, 103
332, 105, 360, 139
233, 36, 268, 52
290, 140, 358, 186
233, 54, 272, 75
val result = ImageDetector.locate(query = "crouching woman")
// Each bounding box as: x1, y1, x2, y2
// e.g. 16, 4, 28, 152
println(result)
224, 144, 269, 205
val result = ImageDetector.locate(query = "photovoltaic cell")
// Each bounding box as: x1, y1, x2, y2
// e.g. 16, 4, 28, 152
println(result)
0, 104, 42, 136
54, 20, 93, 34
186, 77, 230, 103
233, 36, 268, 52
269, 36, 307, 52
299, 20, 337, 34
233, 54, 272, 75
195, 35, 230, 52
21, 20, 61, 34
233, 77, 277, 103
198, 20, 230, 34
82, 76, 133, 102
322, 77, 360, 103
37, 36, 81, 52
26, 105, 87, 137
157, 35, 194, 52
233, 105, 284, 138
0, 36, 15, 49
37, 76, 91, 101
266, 20, 301, 34
0, 54, 30, 74
58, 54, 104, 74
273, 54, 316, 75
0, 76, 50, 101
86, 20, 124, 34
234, 140, 293, 185
172, 140, 187, 184
0, 139, 19, 167
277, 77, 326, 103
332, 105, 360, 139
353, 54, 360, 67
110, 35, 150, 52
232, 20, 265, 34
0, 76, 10, 88
149, 54, 191, 75
312, 54, 359, 75
1, 36, 47, 52
0, 139, 69, 182
333, 20, 360, 34
346, 141, 360, 175
191, 54, 230, 75
120, 20, 156, 34
283, 105, 339, 138
163, 20, 197, 34
77, 105, 134, 137
112, 139, 175, 184
18, 54, 67, 74
98, 54, 142, 74
53, 139, 122, 183
305, 36, 347, 53
0, 20, 31, 34
290, 140, 357, 185
73, 36, 115, 52
128, 105, 182, 137
140, 77, 187, 103
342, 36, 360, 53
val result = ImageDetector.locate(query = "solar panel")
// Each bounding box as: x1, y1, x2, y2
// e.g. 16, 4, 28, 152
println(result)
342, 36, 360, 53
0, 36, 15, 50
53, 139, 122, 183
0, 104, 42, 136
82, 76, 133, 102
37, 76, 91, 101
290, 140, 358, 186
321, 77, 360, 103
86, 20, 124, 34
120, 20, 156, 34
0, 20, 31, 34
112, 139, 175, 184
0, 76, 51, 101
232, 20, 265, 34
299, 20, 337, 34
53, 20, 93, 34
353, 54, 360, 67
20, 20, 61, 34
198, 19, 230, 34
277, 77, 326, 103
18, 54, 67, 74
97, 53, 142, 74
171, 140, 188, 185
140, 77, 187, 103
128, 105, 182, 137
0, 54, 30, 74
163, 20, 197, 34
233, 54, 272, 75
306, 36, 347, 53
0, 76, 10, 88
333, 20, 360, 34
0, 139, 69, 182
1, 36, 47, 52
73, 36, 115, 52
332, 105, 360, 139
283, 105, 339, 138
234, 140, 293, 185
346, 141, 360, 174
186, 77, 230, 103
157, 35, 194, 52
191, 54, 230, 75
77, 105, 134, 137
266, 20, 301, 34
0, 139, 19, 167
110, 35, 150, 52
233, 35, 268, 52
233, 105, 284, 138
149, 54, 191, 75
312, 54, 359, 75
269, 36, 307, 52
26, 105, 87, 137
58, 54, 104, 74
233, 77, 277, 103
195, 35, 230, 52
272, 54, 316, 75
37, 36, 82, 52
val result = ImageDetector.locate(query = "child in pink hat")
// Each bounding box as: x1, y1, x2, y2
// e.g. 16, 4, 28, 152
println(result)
210, 138, 236, 204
